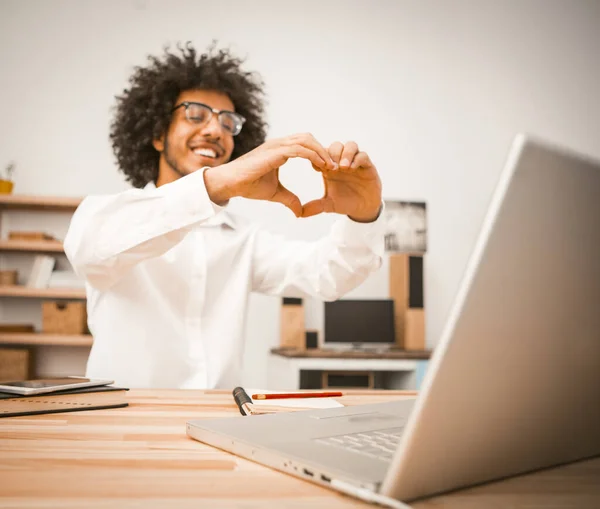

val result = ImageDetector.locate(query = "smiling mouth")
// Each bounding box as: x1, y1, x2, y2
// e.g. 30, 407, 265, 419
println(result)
191, 147, 220, 159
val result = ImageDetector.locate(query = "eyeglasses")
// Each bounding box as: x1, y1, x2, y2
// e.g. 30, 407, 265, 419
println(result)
172, 101, 246, 136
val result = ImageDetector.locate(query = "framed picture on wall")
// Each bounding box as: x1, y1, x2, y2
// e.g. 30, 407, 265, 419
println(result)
382, 200, 427, 253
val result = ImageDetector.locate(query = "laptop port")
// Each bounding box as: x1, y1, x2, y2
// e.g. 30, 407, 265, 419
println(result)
303, 468, 314, 477
320, 474, 331, 483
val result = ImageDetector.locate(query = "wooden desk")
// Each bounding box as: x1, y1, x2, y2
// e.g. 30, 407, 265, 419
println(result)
1, 389, 599, 508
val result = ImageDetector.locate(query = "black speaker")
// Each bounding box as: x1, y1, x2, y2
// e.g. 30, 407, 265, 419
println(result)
305, 330, 318, 349
408, 255, 424, 308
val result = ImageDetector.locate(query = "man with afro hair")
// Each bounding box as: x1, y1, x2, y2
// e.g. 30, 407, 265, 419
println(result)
65, 42, 386, 389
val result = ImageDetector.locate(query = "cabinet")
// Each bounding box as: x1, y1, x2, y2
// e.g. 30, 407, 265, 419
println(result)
268, 348, 431, 391
0, 194, 91, 377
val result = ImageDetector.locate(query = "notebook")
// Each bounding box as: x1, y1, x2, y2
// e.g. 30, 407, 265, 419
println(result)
0, 385, 129, 418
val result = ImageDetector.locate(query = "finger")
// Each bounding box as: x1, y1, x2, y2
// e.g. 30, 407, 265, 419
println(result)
288, 133, 335, 169
328, 142, 344, 166
350, 151, 373, 170
270, 182, 302, 217
277, 145, 328, 170
301, 197, 334, 218
339, 141, 359, 169
311, 162, 337, 174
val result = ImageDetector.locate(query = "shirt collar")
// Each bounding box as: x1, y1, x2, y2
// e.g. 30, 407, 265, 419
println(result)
144, 178, 237, 230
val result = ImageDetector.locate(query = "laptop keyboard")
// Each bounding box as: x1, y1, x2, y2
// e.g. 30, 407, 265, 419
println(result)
314, 427, 404, 462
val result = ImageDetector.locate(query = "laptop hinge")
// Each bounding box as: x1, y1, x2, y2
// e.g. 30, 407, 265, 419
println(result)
330, 479, 411, 509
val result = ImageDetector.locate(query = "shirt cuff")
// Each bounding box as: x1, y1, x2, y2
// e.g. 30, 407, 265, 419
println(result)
165, 167, 224, 225
332, 201, 386, 251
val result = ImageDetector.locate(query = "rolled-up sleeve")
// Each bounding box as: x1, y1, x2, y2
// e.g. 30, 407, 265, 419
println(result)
64, 169, 222, 291
251, 205, 385, 300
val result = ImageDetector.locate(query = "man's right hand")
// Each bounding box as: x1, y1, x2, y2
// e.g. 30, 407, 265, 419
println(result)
203, 133, 335, 217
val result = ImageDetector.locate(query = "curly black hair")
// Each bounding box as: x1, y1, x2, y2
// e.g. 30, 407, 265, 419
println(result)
109, 42, 268, 188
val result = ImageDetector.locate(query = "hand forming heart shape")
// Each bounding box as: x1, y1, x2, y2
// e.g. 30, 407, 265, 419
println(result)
204, 133, 382, 223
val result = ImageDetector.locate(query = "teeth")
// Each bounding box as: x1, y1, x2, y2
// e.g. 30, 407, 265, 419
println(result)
193, 148, 217, 158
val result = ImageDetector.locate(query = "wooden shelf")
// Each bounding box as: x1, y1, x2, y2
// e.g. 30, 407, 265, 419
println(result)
271, 347, 432, 360
0, 286, 86, 299
0, 194, 82, 211
0, 196, 89, 356
0, 332, 92, 347
0, 239, 65, 253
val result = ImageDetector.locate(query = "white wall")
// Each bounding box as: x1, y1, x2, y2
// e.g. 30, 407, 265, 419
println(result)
1, 0, 599, 385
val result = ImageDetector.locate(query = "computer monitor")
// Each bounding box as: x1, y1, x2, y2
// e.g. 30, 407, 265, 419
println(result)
323, 299, 396, 350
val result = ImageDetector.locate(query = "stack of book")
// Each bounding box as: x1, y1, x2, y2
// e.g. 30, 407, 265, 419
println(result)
25, 258, 86, 290
26, 255, 55, 288
0, 384, 128, 418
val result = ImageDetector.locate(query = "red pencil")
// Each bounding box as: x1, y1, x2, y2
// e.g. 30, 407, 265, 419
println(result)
252, 391, 343, 400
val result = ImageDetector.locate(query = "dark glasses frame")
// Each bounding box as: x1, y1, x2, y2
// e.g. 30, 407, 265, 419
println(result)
172, 101, 246, 136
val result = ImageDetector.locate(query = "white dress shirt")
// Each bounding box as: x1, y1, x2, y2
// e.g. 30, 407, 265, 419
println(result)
64, 168, 385, 389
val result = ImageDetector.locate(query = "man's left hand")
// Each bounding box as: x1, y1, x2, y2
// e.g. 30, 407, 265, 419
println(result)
302, 141, 382, 222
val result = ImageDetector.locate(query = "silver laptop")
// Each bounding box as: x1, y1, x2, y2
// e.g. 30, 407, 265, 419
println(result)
187, 134, 600, 506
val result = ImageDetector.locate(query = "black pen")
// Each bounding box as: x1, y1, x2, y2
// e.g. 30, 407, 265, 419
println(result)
232, 386, 254, 416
